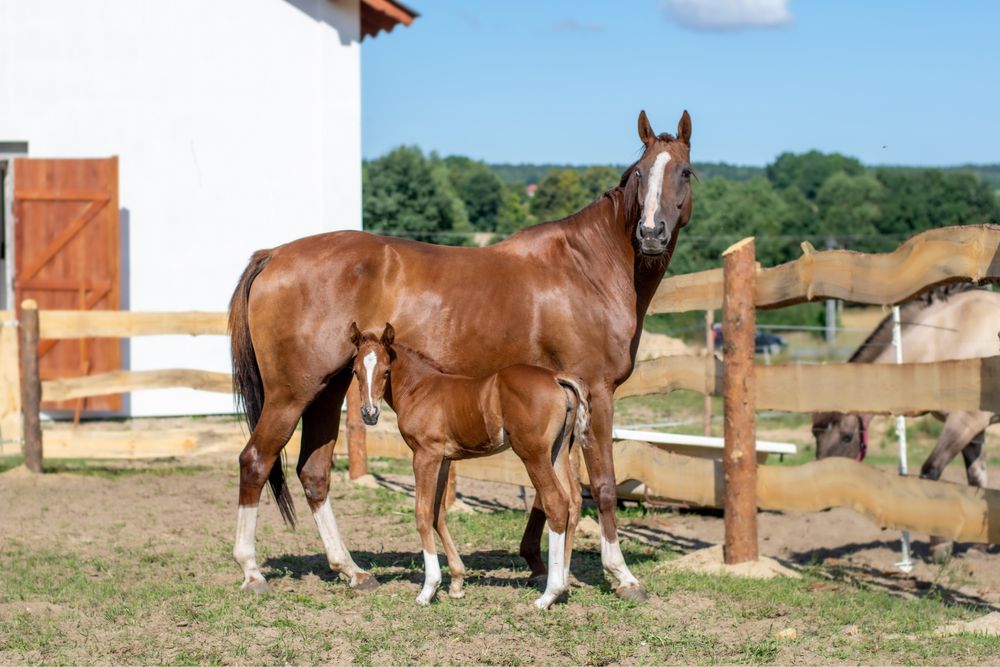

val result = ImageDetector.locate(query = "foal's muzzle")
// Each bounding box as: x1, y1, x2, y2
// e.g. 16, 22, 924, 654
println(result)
361, 405, 380, 426
636, 219, 670, 256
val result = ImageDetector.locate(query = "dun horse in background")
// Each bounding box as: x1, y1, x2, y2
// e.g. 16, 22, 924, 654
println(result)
813, 284, 1000, 560
350, 323, 587, 609
229, 110, 695, 600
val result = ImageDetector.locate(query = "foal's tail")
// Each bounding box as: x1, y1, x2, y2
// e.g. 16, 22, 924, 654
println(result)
556, 376, 590, 449
229, 250, 296, 527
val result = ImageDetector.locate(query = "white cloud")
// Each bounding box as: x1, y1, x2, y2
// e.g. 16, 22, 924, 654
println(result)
662, 0, 793, 31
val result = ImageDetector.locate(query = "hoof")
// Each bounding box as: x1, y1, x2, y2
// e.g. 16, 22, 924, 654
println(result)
351, 574, 381, 593
928, 542, 953, 564
527, 573, 548, 591
415, 593, 435, 606
615, 583, 648, 602
242, 578, 272, 595
448, 584, 465, 599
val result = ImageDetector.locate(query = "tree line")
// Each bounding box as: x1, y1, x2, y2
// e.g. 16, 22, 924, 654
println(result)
362, 146, 1000, 276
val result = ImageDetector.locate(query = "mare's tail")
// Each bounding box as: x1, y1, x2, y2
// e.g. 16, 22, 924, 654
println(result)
229, 250, 296, 527
556, 376, 590, 449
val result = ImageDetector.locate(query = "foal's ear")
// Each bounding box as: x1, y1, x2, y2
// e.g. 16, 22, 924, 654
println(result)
677, 110, 692, 147
349, 321, 361, 347
637, 110, 655, 146
380, 322, 395, 347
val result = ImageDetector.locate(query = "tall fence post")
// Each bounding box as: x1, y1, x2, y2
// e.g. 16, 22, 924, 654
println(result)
346, 376, 368, 480
19, 299, 42, 473
722, 238, 758, 565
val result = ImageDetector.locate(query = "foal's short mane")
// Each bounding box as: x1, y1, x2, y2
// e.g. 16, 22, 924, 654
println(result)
391, 341, 447, 373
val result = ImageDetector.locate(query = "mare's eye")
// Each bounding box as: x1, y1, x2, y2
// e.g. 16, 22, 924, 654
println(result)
634, 170, 641, 179
682, 168, 692, 179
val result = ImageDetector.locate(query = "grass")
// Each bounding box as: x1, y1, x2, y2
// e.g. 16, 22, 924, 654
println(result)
2, 462, 999, 666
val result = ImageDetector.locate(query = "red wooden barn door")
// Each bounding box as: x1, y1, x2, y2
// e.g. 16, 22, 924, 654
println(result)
13, 157, 122, 413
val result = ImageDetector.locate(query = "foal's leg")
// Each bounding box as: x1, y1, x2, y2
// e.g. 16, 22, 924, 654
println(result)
412, 450, 445, 605
431, 460, 467, 599
511, 439, 571, 610
519, 497, 548, 583
298, 377, 378, 591
234, 399, 304, 594
556, 442, 583, 584
582, 389, 644, 600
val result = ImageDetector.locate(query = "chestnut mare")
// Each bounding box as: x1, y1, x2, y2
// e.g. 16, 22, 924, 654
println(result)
350, 323, 587, 609
229, 110, 694, 600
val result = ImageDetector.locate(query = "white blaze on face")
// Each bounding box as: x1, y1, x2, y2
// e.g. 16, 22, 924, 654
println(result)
641, 151, 672, 229
363, 351, 377, 406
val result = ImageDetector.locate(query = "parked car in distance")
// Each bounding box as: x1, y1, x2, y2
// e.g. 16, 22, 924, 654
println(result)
712, 324, 788, 355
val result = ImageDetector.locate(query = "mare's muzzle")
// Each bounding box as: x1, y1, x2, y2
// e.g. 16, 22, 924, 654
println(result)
361, 404, 380, 426
636, 219, 670, 256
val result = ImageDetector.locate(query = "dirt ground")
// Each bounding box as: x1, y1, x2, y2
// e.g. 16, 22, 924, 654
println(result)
2, 451, 1000, 665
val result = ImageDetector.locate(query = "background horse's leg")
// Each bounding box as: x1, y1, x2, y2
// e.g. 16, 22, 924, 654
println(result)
298, 373, 378, 591
962, 430, 990, 554
583, 388, 646, 601
920, 411, 992, 562
413, 450, 444, 605
431, 460, 467, 599
234, 398, 304, 594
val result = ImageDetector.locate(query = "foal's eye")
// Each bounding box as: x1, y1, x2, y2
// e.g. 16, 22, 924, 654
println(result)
384, 370, 390, 378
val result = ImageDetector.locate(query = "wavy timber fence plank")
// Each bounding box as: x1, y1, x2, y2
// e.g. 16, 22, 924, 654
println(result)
42, 369, 232, 402
38, 310, 227, 339
617, 355, 1000, 415
649, 225, 1000, 313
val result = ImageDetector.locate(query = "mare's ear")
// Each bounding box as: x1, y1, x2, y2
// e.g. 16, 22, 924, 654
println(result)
380, 322, 395, 347
637, 110, 655, 146
349, 321, 361, 347
677, 110, 692, 147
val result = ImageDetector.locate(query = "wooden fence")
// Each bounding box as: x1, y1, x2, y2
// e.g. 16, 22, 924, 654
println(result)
6, 224, 1000, 557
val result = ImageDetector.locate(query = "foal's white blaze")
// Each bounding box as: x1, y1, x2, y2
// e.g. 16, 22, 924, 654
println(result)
641, 152, 672, 229
313, 498, 364, 584
535, 529, 567, 609
601, 534, 640, 589
233, 506, 265, 587
417, 550, 442, 605
363, 351, 377, 406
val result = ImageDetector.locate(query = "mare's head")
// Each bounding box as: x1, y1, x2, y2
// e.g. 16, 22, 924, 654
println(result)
349, 322, 394, 426
625, 110, 694, 256
812, 411, 869, 461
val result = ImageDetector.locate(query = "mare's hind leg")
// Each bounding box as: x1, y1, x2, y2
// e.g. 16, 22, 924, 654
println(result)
921, 411, 993, 562
412, 449, 445, 605
298, 374, 378, 591
234, 399, 304, 594
430, 460, 467, 599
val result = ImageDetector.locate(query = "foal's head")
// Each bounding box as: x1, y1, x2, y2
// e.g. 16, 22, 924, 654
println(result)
625, 110, 694, 257
349, 322, 394, 426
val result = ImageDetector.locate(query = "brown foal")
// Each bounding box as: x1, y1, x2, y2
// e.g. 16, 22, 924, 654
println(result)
350, 323, 588, 609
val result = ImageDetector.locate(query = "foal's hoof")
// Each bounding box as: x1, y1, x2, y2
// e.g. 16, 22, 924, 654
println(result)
242, 578, 272, 596
615, 583, 648, 602
527, 573, 548, 591
351, 574, 381, 593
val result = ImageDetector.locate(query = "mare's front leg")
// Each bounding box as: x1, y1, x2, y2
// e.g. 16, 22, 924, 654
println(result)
412, 450, 445, 605
582, 387, 646, 601
297, 379, 378, 591
920, 411, 993, 563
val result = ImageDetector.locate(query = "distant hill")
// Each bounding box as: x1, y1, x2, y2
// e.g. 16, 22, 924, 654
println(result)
488, 161, 763, 186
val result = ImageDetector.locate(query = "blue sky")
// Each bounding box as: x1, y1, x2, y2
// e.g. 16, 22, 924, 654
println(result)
361, 0, 1000, 167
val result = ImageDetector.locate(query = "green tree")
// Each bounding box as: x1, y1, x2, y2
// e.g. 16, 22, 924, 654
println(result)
362, 146, 470, 245
815, 171, 884, 251
531, 169, 585, 221
767, 151, 864, 199
875, 168, 1000, 241
579, 166, 620, 203
496, 188, 536, 235
441, 156, 506, 232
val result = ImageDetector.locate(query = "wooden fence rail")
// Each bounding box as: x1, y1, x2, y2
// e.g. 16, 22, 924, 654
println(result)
650, 224, 1000, 313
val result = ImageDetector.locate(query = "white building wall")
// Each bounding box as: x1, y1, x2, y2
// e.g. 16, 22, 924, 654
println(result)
0, 0, 362, 416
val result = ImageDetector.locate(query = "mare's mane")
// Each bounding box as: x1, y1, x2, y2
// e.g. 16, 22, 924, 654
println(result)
849, 282, 982, 363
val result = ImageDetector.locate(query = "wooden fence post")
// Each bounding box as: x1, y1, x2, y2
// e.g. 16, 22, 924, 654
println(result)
722, 238, 758, 564
346, 376, 368, 480
19, 300, 43, 473
704, 309, 714, 437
